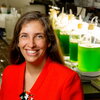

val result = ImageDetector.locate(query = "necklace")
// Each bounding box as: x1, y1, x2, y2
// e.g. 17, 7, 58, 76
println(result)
20, 91, 34, 100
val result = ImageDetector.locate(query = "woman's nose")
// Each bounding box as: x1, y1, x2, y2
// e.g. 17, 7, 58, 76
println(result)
28, 37, 36, 47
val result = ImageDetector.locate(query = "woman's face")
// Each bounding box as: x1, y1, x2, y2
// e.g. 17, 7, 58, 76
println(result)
18, 20, 50, 64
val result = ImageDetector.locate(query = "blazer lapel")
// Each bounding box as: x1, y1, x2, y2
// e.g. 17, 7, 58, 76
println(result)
30, 58, 52, 94
17, 62, 26, 96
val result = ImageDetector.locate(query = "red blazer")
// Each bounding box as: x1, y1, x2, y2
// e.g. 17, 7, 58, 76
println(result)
0, 58, 84, 100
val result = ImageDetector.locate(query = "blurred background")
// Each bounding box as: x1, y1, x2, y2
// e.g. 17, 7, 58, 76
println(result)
0, 0, 100, 100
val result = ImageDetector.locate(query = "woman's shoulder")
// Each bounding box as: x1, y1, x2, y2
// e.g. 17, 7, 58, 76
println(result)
47, 61, 80, 84
49, 61, 78, 77
3, 62, 25, 74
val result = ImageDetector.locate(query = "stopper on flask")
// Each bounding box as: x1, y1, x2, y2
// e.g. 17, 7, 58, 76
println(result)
88, 24, 94, 30
78, 23, 83, 29
68, 9, 74, 20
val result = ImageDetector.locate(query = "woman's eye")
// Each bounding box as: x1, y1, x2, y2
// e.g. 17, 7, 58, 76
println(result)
37, 34, 44, 39
20, 34, 27, 38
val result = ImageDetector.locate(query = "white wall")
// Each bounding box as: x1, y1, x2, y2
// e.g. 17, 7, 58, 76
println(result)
0, 0, 46, 14
8, 0, 31, 8
0, 0, 31, 8
0, 0, 32, 13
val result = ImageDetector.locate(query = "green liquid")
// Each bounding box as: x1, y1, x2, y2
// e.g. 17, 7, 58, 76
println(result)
69, 42, 78, 62
59, 34, 69, 56
78, 45, 100, 72
54, 29, 70, 56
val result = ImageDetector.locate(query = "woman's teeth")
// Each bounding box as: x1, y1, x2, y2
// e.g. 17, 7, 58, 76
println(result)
27, 50, 37, 54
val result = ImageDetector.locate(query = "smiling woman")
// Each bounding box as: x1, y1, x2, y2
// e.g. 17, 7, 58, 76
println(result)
18, 20, 49, 64
0, 11, 84, 100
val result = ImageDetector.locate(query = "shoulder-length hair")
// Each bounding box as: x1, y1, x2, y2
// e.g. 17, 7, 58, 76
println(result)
9, 11, 65, 65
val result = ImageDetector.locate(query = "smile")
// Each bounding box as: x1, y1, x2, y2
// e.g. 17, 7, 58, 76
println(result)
26, 50, 39, 55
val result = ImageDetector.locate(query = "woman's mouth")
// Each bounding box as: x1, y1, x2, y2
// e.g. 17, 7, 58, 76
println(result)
26, 50, 39, 56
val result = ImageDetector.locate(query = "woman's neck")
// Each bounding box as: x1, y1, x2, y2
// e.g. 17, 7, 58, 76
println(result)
25, 57, 47, 75
24, 57, 47, 91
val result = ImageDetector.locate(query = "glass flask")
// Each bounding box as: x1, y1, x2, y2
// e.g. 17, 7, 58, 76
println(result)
78, 17, 100, 72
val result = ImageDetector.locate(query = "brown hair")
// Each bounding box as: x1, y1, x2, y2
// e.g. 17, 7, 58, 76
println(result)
9, 11, 65, 65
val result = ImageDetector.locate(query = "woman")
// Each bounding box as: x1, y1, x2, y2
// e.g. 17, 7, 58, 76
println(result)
0, 11, 84, 100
